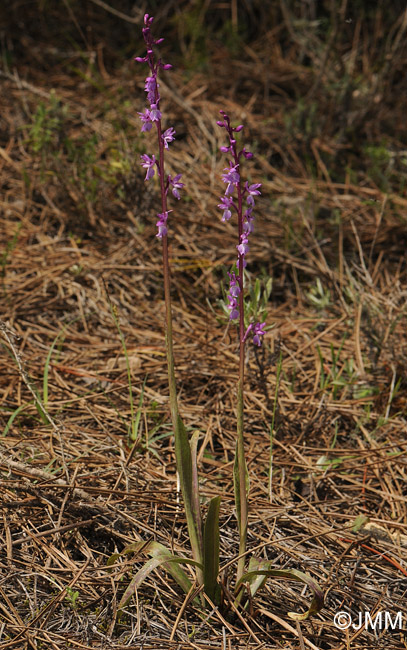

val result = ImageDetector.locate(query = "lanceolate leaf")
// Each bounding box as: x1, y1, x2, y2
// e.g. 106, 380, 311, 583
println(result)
237, 563, 324, 620
233, 434, 249, 590
175, 415, 204, 576
118, 553, 202, 609
190, 431, 204, 556
107, 540, 195, 605
203, 495, 221, 604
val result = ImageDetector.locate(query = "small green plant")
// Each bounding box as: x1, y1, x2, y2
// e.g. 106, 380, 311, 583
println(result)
65, 587, 80, 610
316, 336, 359, 401
307, 277, 331, 311
171, 2, 209, 71
364, 141, 392, 190
27, 90, 68, 160
219, 273, 272, 330
0, 322, 51, 429
284, 98, 320, 140
64, 133, 101, 204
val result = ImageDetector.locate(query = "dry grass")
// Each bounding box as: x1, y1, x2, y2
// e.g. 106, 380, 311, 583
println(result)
1, 2, 407, 648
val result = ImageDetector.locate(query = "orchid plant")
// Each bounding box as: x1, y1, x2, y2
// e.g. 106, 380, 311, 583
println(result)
108, 13, 323, 621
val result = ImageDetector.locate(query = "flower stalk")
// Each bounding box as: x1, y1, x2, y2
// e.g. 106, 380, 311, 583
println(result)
217, 110, 264, 590
135, 14, 203, 581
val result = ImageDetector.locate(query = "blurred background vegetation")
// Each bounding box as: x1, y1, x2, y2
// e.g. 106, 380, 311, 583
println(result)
2, 0, 406, 195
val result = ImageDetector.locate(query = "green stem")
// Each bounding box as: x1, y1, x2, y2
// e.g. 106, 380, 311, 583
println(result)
235, 177, 248, 592
236, 375, 248, 586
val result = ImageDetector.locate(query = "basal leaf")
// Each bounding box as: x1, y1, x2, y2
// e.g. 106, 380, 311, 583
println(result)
107, 540, 195, 604
237, 563, 324, 620
190, 430, 203, 555
118, 553, 201, 609
203, 495, 221, 604
175, 415, 203, 571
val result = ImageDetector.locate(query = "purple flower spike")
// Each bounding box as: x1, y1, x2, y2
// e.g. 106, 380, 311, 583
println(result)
140, 154, 156, 180
136, 14, 185, 244
253, 322, 266, 346
162, 127, 176, 149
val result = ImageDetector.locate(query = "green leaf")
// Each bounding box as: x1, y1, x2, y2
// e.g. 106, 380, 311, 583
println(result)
118, 552, 201, 610
352, 514, 369, 533
203, 496, 221, 604
237, 563, 324, 620
246, 557, 268, 597
175, 416, 203, 572
190, 431, 203, 554
2, 402, 31, 437
265, 276, 273, 301
107, 540, 196, 606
